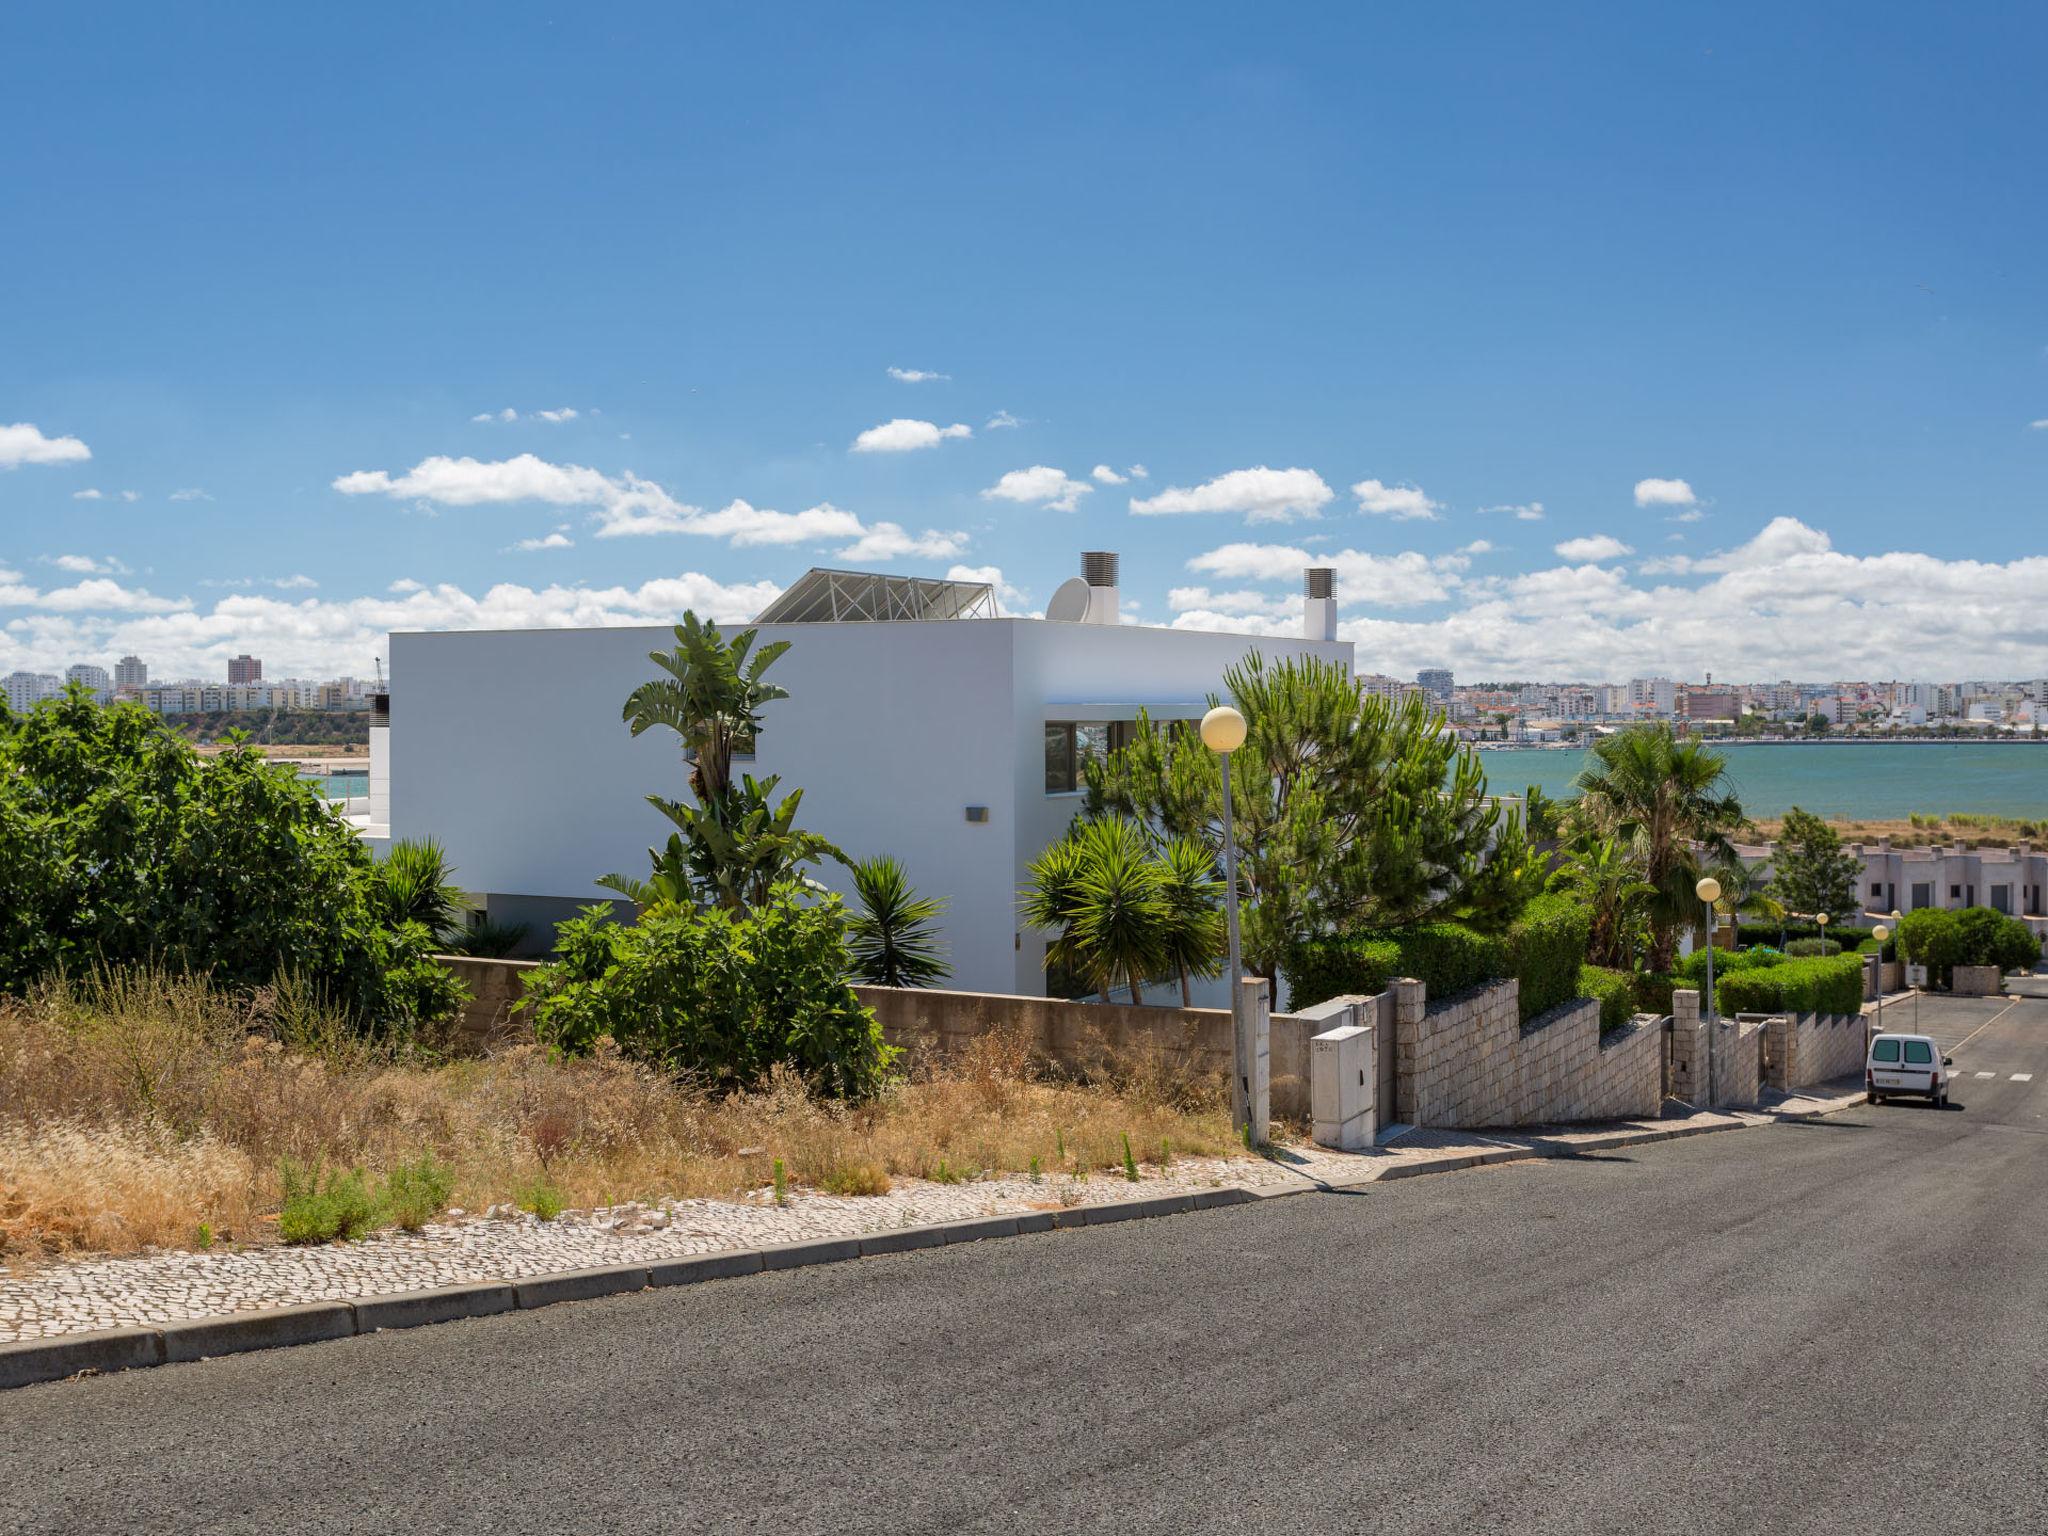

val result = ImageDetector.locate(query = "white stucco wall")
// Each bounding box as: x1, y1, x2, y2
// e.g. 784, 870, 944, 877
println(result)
389, 615, 1350, 994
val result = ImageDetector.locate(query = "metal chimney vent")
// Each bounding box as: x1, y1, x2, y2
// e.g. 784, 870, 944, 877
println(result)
1082, 551, 1120, 588
1304, 567, 1334, 599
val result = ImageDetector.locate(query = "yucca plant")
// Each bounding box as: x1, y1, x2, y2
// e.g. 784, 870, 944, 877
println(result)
377, 838, 465, 944
847, 855, 951, 988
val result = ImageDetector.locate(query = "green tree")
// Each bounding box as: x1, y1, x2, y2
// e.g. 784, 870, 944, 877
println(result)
1549, 834, 1655, 969
846, 855, 952, 988
1156, 837, 1226, 1006
1805, 712, 1831, 736
1572, 724, 1744, 971
1020, 819, 1173, 1005
1706, 856, 1785, 946
601, 615, 843, 911
0, 688, 461, 1032
1767, 806, 1861, 922
1897, 907, 1963, 989
1083, 654, 1504, 1001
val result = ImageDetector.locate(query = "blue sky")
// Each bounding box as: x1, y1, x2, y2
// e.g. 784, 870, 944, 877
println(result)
4, 3, 2046, 683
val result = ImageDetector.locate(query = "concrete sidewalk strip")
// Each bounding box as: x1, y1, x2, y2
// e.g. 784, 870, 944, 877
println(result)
758, 1235, 864, 1271
941, 1215, 1021, 1245
512, 1266, 653, 1310
0, 1326, 163, 1391
356, 1282, 516, 1333
160, 1301, 356, 1364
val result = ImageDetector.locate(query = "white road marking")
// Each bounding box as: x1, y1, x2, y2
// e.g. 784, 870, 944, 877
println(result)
1974, 1071, 1997, 1079
2013, 1073, 2034, 1083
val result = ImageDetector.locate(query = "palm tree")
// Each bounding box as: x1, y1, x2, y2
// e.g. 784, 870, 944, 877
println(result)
1574, 725, 1743, 971
1020, 819, 1175, 1005
846, 855, 951, 988
378, 838, 465, 944
1156, 837, 1225, 1006
1705, 857, 1783, 949
1552, 834, 1655, 969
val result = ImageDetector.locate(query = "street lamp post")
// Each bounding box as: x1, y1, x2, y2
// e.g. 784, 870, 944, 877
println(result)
1871, 923, 1891, 1042
1201, 705, 1250, 1135
1697, 875, 1722, 1107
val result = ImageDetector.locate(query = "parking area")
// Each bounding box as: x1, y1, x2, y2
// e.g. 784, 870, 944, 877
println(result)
1872, 990, 2018, 1057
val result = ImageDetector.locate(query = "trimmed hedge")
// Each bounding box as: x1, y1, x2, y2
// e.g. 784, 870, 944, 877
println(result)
1284, 894, 1593, 1025
1711, 953, 1865, 1017
1634, 970, 1682, 1016
1745, 920, 1875, 951
1578, 964, 1634, 1032
1504, 894, 1593, 1022
1783, 937, 1842, 958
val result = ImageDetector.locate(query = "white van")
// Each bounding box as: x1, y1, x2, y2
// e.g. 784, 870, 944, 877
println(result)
1866, 1032, 1952, 1107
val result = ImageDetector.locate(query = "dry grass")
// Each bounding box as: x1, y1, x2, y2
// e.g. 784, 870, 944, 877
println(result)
1749, 811, 2047, 849
0, 973, 1239, 1265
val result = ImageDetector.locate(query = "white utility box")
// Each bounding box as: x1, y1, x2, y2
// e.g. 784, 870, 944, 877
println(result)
1310, 1021, 1375, 1151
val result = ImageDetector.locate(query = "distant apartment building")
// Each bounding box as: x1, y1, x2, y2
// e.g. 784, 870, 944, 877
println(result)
1629, 677, 1676, 715
1357, 672, 1408, 704
1417, 668, 1453, 705
3, 671, 63, 712
113, 654, 148, 690
64, 663, 113, 704
1679, 686, 1738, 723
227, 654, 263, 684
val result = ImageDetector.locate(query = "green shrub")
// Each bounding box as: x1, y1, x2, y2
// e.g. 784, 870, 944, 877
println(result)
1577, 965, 1634, 1032
1897, 908, 1962, 988
1505, 894, 1592, 1022
1633, 970, 1682, 1016
1784, 937, 1841, 958
380, 1155, 454, 1232
1679, 945, 1785, 983
277, 1161, 383, 1244
516, 1179, 565, 1220
1285, 937, 1403, 1010
1713, 953, 1865, 1017
0, 691, 464, 1034
1988, 915, 2041, 975
521, 884, 896, 1098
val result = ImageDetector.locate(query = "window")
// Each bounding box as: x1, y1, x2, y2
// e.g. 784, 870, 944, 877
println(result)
1870, 882, 1884, 898
1044, 720, 1138, 794
1902, 1039, 1934, 1066
1911, 882, 1933, 910
1950, 884, 1963, 901
1871, 1037, 1901, 1064
1992, 885, 2012, 915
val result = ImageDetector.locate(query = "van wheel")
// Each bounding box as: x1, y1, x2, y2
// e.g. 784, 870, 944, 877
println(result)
1871, 1092, 1883, 1105
1866, 1091, 1877, 1104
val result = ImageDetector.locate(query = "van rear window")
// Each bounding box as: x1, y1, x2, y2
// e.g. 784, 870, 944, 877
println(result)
1871, 1038, 1901, 1063
1903, 1040, 1934, 1065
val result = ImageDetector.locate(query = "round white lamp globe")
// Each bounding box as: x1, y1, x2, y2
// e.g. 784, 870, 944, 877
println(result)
1695, 876, 1722, 905
1200, 705, 1247, 755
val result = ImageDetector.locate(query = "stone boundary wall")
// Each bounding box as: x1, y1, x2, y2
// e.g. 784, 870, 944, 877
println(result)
855, 984, 1317, 1121
1709, 1018, 1762, 1108
434, 955, 541, 1049
1390, 978, 1665, 1129
1953, 965, 2004, 997
1775, 1011, 1868, 1089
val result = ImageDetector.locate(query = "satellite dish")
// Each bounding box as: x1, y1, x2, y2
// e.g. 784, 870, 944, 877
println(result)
1045, 577, 1090, 622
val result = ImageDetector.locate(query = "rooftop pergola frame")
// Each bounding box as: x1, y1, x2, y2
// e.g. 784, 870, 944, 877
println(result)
754, 568, 1000, 624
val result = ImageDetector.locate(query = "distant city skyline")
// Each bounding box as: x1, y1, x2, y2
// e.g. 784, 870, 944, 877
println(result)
6, 7, 2047, 682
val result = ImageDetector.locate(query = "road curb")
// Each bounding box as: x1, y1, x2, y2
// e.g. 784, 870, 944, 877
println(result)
0, 1182, 1252, 1392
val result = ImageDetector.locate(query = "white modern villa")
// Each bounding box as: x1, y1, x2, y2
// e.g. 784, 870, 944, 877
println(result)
372, 554, 1352, 997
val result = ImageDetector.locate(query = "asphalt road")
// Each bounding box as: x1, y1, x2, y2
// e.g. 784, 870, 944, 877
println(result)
7, 999, 2047, 1536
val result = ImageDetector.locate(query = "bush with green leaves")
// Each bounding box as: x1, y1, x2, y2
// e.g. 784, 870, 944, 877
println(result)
1577, 964, 1635, 1032
1900, 905, 2040, 983
520, 884, 895, 1098
277, 1161, 384, 1244
1633, 970, 1683, 1017
1020, 819, 1222, 1005
1287, 896, 1590, 1022
0, 689, 464, 1034
1712, 954, 1866, 1017
846, 855, 951, 988
1503, 894, 1592, 1020
1783, 937, 1842, 958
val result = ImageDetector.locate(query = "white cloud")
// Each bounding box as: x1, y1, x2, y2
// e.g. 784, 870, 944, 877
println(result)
1667, 508, 1706, 524
886, 367, 949, 383
1553, 534, 1634, 562
48, 554, 130, 575
1480, 501, 1545, 521
120, 490, 140, 503
1633, 477, 1697, 508
0, 577, 188, 614
71, 488, 103, 501
985, 410, 1022, 430
1351, 478, 1442, 521
676, 499, 865, 547
1127, 464, 1148, 479
0, 573, 783, 681
851, 418, 973, 453
472, 406, 580, 423
169, 488, 213, 502
335, 453, 616, 507
1091, 464, 1127, 485
0, 423, 92, 469
388, 578, 424, 594
535, 408, 579, 423
510, 533, 574, 552
981, 465, 1092, 513
1186, 542, 1464, 608
1130, 466, 1334, 524
2030, 420, 2048, 430
1460, 540, 1494, 555
273, 574, 319, 590
945, 563, 1030, 612
834, 523, 969, 562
